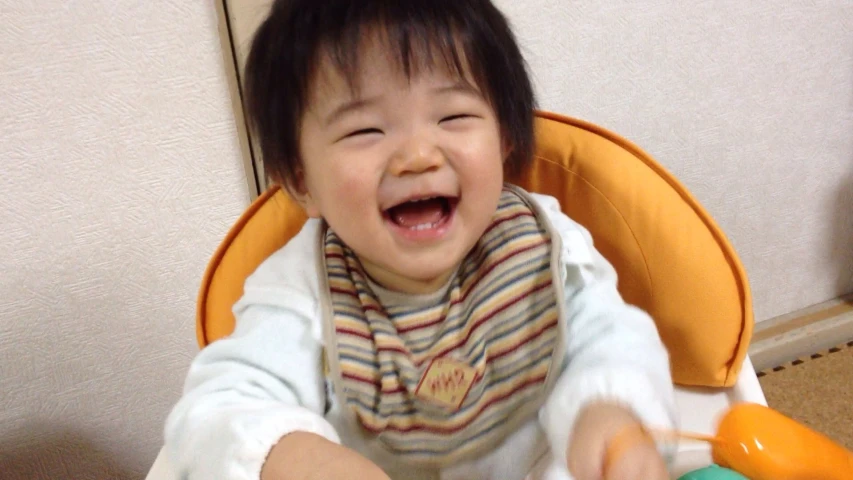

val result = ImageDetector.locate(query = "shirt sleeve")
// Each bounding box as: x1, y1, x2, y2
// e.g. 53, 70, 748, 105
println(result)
532, 193, 678, 466
163, 269, 339, 479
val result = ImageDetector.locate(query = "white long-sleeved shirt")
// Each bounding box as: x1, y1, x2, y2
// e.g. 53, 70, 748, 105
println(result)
163, 192, 677, 480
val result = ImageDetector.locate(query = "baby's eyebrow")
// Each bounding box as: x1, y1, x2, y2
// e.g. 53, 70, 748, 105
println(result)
323, 96, 379, 127
432, 81, 482, 98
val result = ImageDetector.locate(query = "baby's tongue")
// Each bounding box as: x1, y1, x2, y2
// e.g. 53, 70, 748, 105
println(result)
389, 198, 445, 227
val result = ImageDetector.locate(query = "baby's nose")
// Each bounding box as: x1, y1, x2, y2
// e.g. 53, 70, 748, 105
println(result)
389, 139, 445, 176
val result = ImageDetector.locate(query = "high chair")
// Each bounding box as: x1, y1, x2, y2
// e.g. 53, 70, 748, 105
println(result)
145, 111, 767, 479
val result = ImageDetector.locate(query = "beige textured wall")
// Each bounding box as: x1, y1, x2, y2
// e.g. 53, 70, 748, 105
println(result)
492, 0, 853, 321
1, 2, 250, 479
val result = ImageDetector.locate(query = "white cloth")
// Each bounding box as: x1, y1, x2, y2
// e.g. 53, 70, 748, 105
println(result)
163, 192, 678, 480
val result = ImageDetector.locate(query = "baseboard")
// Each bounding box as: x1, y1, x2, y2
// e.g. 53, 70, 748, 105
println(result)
748, 293, 853, 372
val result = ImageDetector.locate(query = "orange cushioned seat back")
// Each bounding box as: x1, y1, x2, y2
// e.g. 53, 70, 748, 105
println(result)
196, 110, 753, 388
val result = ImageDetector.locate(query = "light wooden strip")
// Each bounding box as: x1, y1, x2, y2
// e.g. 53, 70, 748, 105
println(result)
749, 294, 853, 372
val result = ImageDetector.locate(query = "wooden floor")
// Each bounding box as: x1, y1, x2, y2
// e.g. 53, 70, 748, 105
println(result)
757, 340, 853, 449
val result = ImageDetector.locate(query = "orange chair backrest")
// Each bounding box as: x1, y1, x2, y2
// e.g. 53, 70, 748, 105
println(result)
196, 111, 753, 388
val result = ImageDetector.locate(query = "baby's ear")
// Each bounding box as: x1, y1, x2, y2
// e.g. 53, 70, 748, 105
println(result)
502, 141, 515, 164
282, 170, 322, 218
500, 130, 515, 161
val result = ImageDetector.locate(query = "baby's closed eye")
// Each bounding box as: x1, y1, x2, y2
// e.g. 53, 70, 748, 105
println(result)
440, 113, 477, 123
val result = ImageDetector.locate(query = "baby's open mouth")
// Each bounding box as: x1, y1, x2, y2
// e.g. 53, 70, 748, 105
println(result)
384, 196, 459, 231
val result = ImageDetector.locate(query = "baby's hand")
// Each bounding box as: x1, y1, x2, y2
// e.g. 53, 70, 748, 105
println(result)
262, 431, 391, 480
566, 402, 667, 480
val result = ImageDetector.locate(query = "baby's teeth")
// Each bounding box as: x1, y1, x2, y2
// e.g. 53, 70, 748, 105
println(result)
394, 216, 438, 228
409, 221, 439, 231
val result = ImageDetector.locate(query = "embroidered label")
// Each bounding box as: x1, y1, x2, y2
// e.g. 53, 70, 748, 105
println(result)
415, 357, 478, 410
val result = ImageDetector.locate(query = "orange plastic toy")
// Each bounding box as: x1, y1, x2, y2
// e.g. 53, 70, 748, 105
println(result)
644, 402, 853, 480
711, 402, 852, 480
609, 402, 852, 479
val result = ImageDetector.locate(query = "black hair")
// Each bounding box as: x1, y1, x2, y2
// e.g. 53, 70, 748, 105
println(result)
243, 0, 536, 187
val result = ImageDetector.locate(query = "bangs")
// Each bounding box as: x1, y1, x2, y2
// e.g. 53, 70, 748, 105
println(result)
319, 5, 480, 98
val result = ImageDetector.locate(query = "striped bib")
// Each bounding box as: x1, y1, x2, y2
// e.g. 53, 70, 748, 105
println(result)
320, 186, 565, 466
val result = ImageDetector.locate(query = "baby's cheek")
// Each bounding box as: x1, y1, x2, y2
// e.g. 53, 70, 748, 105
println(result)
334, 174, 374, 204
338, 179, 363, 199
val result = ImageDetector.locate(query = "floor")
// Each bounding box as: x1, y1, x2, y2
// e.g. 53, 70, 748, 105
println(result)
756, 340, 853, 449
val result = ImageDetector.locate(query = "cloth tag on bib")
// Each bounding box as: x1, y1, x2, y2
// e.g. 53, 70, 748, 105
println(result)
415, 357, 478, 410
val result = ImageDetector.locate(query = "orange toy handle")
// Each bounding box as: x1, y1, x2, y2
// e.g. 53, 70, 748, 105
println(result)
606, 404, 853, 480
605, 424, 724, 473
712, 403, 853, 480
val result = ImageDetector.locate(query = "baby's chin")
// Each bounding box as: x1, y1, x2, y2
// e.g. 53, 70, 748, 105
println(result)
358, 255, 462, 295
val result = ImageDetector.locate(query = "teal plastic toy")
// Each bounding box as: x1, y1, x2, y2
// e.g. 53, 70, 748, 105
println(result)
678, 464, 749, 480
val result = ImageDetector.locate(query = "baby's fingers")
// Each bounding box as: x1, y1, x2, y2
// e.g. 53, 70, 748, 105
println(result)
603, 443, 668, 480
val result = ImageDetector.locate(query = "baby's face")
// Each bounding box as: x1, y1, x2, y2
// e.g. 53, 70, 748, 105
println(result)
296, 44, 506, 294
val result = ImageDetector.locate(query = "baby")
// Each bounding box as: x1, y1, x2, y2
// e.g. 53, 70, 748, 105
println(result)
163, 0, 678, 479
